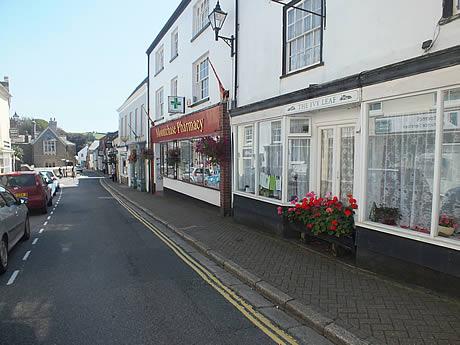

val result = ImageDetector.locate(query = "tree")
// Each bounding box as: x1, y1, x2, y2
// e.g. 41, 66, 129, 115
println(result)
13, 146, 23, 161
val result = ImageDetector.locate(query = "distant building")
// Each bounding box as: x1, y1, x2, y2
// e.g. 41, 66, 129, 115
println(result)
77, 145, 89, 166
29, 118, 76, 167
0, 77, 14, 173
87, 140, 99, 170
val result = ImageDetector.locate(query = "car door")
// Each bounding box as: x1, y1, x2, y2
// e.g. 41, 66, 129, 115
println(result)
1, 189, 23, 247
0, 188, 18, 250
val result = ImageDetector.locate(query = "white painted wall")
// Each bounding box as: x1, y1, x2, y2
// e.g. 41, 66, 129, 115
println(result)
237, 0, 460, 107
163, 177, 221, 206
0, 83, 13, 173
147, 0, 234, 124
77, 145, 88, 166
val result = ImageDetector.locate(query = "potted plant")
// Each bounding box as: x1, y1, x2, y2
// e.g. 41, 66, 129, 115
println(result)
278, 192, 358, 254
438, 214, 456, 237
369, 202, 401, 225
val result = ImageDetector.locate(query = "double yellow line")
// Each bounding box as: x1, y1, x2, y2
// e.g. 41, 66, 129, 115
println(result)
101, 181, 298, 345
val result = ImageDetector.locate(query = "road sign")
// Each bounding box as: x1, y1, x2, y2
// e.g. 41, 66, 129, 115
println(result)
168, 96, 185, 114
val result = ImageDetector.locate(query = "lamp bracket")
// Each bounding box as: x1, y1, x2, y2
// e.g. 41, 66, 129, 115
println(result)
217, 34, 236, 57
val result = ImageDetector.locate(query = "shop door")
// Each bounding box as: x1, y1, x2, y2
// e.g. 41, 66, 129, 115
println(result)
318, 125, 355, 200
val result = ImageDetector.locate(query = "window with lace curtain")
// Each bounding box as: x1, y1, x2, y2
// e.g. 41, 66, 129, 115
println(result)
366, 89, 460, 241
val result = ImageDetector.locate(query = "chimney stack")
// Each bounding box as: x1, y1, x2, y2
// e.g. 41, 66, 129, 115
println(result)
49, 117, 57, 131
2, 76, 9, 91
32, 120, 37, 139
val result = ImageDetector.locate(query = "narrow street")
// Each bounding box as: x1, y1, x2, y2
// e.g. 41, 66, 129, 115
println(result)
0, 173, 311, 345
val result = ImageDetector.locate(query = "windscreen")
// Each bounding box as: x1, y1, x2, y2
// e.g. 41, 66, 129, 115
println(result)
0, 174, 36, 187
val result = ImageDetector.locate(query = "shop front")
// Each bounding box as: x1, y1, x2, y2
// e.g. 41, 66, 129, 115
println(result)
127, 142, 148, 191
151, 103, 230, 213
231, 64, 460, 295
231, 89, 361, 237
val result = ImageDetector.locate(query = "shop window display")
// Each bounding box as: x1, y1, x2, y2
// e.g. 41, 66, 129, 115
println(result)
236, 125, 255, 193
367, 93, 436, 234
258, 120, 283, 200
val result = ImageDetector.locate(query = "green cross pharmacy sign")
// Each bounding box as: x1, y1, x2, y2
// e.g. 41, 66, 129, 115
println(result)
168, 96, 185, 114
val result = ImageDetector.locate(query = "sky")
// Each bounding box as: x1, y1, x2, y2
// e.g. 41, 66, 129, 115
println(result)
0, 0, 180, 133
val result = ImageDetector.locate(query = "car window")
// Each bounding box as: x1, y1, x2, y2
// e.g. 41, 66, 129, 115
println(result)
0, 188, 6, 208
0, 174, 36, 187
0, 188, 17, 207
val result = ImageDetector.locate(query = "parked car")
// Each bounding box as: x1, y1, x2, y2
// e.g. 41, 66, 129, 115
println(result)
39, 170, 59, 196
189, 167, 211, 184
40, 172, 56, 196
0, 185, 30, 274
0, 172, 52, 214
76, 165, 84, 173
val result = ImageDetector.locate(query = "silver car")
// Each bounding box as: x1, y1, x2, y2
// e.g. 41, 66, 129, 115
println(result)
0, 185, 30, 274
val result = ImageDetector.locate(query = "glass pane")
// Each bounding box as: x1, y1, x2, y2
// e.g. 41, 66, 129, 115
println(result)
190, 140, 204, 185
237, 125, 255, 193
438, 89, 460, 240
367, 93, 436, 233
166, 141, 177, 179
288, 138, 310, 201
258, 121, 283, 200
290, 118, 309, 134
339, 127, 355, 201
320, 128, 334, 197
178, 141, 191, 182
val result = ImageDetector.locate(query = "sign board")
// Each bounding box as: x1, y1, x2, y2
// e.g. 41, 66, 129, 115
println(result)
168, 96, 185, 114
285, 90, 360, 115
151, 104, 221, 143
373, 111, 459, 134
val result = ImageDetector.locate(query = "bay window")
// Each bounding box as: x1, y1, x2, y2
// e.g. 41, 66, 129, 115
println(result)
365, 88, 460, 241
236, 125, 255, 194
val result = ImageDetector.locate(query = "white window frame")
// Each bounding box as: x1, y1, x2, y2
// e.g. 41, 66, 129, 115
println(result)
285, 0, 323, 73
43, 139, 57, 155
171, 28, 179, 60
155, 45, 164, 75
140, 104, 144, 137
455, 0, 460, 14
359, 85, 460, 251
193, 0, 209, 36
171, 77, 178, 97
156, 87, 164, 119
193, 55, 209, 102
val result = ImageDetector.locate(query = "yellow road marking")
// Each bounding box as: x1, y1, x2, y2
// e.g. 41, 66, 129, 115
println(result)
101, 181, 298, 345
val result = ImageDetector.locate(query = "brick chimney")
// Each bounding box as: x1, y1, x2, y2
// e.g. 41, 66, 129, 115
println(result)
49, 117, 57, 131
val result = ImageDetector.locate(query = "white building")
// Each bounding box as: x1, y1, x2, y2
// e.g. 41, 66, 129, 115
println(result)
87, 140, 99, 170
148, 0, 234, 211
117, 78, 149, 191
77, 145, 88, 166
0, 77, 14, 173
231, 0, 460, 293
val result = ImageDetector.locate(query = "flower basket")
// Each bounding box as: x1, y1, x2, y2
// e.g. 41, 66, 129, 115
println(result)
167, 147, 181, 165
278, 192, 358, 255
195, 137, 227, 165
141, 148, 154, 160
128, 150, 137, 163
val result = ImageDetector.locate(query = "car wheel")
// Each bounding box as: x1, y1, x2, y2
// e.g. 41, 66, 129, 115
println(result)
0, 236, 8, 274
41, 202, 48, 214
47, 197, 53, 207
22, 217, 31, 241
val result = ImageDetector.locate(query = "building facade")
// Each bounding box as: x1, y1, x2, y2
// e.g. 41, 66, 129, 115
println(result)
87, 140, 99, 170
148, 0, 234, 213
117, 78, 149, 191
0, 77, 14, 174
230, 0, 460, 293
77, 145, 88, 166
30, 118, 76, 168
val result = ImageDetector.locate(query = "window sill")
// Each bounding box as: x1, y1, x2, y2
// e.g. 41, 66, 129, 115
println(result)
170, 54, 178, 63
357, 221, 460, 251
439, 12, 460, 25
154, 67, 164, 77
153, 116, 165, 124
233, 191, 285, 206
190, 22, 210, 43
280, 62, 324, 79
189, 97, 210, 108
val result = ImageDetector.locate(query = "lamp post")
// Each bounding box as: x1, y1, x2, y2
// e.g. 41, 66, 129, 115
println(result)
208, 1, 236, 57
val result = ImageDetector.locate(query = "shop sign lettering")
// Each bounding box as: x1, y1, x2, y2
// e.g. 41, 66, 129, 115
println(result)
155, 118, 204, 138
285, 90, 360, 115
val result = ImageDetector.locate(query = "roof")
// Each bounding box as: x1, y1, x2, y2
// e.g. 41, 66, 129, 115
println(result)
146, 0, 191, 55
30, 127, 70, 147
127, 77, 148, 101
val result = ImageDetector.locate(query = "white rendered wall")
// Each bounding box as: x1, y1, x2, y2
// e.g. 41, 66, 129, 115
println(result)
147, 0, 234, 124
163, 177, 221, 206
118, 84, 148, 147
237, 0, 460, 107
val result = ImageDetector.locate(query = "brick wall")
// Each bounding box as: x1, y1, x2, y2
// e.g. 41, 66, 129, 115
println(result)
218, 102, 232, 216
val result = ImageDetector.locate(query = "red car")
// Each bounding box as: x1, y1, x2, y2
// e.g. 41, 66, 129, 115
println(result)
0, 172, 52, 214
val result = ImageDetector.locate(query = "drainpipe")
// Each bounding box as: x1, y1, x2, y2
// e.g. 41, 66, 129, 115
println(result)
233, 0, 239, 109
147, 54, 152, 193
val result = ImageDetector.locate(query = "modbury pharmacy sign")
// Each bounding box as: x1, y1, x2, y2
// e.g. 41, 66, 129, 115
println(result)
285, 90, 360, 115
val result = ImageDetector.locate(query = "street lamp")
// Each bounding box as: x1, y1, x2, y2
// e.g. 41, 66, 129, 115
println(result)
208, 1, 235, 57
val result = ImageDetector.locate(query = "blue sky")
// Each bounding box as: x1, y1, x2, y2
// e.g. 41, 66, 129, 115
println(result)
0, 0, 180, 133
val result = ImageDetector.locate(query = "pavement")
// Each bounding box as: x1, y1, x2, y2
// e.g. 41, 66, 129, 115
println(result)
2, 172, 326, 344
103, 176, 460, 345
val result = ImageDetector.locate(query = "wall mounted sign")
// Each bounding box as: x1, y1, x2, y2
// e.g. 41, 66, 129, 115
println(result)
284, 90, 360, 115
168, 96, 186, 114
151, 105, 221, 143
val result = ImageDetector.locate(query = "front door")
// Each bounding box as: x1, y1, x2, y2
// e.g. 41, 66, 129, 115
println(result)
318, 125, 355, 200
